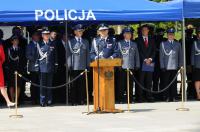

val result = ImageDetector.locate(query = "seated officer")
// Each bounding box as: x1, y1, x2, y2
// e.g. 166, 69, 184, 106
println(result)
90, 23, 119, 61
160, 28, 183, 102
116, 27, 140, 103
38, 28, 58, 107
67, 24, 90, 105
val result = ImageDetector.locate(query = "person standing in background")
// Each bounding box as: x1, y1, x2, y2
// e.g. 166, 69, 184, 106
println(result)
160, 28, 183, 102
26, 30, 40, 105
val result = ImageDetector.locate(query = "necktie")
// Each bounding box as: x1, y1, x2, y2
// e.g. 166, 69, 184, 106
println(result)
170, 41, 173, 48
127, 41, 130, 45
78, 38, 81, 44
101, 38, 106, 47
144, 37, 148, 48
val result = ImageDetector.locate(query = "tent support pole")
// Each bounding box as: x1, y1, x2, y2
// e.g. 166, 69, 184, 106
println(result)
181, 19, 187, 102
65, 21, 69, 106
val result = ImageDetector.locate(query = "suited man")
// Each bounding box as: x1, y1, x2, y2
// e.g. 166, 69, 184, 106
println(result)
153, 28, 167, 101
90, 23, 119, 61
136, 25, 156, 102
26, 30, 40, 105
185, 26, 196, 99
116, 27, 140, 103
67, 24, 90, 105
53, 33, 68, 103
38, 28, 58, 107
160, 28, 183, 102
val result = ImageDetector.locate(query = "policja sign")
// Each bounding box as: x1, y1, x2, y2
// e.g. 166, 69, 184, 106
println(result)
35, 9, 96, 21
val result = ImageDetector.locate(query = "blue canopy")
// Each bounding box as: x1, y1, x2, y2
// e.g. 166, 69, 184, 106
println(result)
184, 0, 200, 18
0, 0, 182, 22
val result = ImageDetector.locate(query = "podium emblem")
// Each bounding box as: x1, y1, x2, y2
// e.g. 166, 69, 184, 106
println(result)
104, 71, 113, 79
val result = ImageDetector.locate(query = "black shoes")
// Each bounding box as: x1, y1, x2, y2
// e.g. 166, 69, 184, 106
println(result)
40, 103, 46, 107
166, 97, 178, 102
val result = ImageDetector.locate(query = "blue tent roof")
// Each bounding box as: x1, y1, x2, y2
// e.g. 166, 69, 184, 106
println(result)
184, 0, 200, 18
0, 0, 182, 22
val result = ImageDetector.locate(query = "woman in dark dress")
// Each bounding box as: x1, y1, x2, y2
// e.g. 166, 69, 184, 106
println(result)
5, 35, 26, 102
191, 28, 200, 100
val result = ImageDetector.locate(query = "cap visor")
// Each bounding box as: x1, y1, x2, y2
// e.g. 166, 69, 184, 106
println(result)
98, 27, 109, 31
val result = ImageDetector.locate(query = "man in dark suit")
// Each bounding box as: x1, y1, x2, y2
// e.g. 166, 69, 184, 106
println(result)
153, 28, 167, 101
136, 25, 156, 102
54, 33, 68, 103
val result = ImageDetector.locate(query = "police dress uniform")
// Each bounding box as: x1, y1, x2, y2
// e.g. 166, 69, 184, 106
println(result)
38, 39, 57, 106
90, 36, 119, 61
160, 28, 183, 101
67, 36, 90, 105
26, 40, 40, 104
117, 38, 140, 103
90, 23, 119, 61
191, 39, 200, 81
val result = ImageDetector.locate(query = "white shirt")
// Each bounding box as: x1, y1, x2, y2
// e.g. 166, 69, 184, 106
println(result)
100, 36, 108, 42
12, 46, 18, 51
43, 40, 49, 45
125, 39, 130, 43
75, 36, 82, 43
62, 40, 66, 48
143, 36, 148, 42
168, 40, 174, 44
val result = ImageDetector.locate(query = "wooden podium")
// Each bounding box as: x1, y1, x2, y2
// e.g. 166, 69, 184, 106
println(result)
90, 58, 122, 113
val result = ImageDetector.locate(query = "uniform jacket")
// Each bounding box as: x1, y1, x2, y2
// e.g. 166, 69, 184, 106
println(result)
38, 40, 57, 73
191, 40, 200, 69
26, 41, 39, 72
160, 40, 183, 70
118, 40, 140, 69
90, 36, 119, 61
67, 37, 90, 70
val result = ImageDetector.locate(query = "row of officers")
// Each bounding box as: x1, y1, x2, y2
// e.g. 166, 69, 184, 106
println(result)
1, 24, 200, 107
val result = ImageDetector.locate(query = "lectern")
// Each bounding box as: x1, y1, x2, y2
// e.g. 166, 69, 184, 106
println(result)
90, 58, 122, 113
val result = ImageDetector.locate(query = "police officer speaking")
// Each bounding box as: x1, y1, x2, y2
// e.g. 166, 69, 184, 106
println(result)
38, 28, 58, 107
90, 23, 119, 61
160, 28, 183, 102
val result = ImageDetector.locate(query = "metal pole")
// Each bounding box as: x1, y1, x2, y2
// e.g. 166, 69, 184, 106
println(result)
176, 68, 189, 111
127, 69, 130, 112
9, 71, 23, 118
65, 21, 69, 106
181, 19, 187, 101
85, 69, 90, 113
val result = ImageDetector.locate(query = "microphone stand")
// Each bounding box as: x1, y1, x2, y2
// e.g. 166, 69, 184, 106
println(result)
96, 39, 101, 112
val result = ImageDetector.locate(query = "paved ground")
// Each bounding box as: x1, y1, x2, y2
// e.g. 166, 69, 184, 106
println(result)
0, 101, 199, 132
